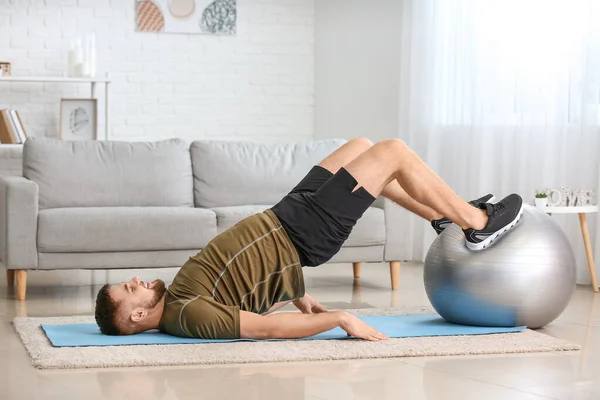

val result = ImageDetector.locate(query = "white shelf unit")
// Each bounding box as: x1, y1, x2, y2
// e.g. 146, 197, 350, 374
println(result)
0, 75, 111, 140
541, 205, 599, 214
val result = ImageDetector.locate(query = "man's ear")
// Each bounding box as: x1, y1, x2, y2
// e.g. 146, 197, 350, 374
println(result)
130, 308, 148, 323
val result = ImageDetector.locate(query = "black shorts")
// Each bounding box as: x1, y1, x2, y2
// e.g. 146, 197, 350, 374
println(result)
270, 166, 375, 267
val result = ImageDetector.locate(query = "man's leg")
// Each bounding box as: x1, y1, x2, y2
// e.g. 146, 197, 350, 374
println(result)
337, 139, 484, 230
342, 139, 523, 250
318, 138, 443, 222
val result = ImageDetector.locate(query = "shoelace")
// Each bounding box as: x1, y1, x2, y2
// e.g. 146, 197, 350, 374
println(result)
490, 201, 506, 214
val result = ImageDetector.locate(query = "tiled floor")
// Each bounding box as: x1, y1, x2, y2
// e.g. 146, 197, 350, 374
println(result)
2, 262, 599, 400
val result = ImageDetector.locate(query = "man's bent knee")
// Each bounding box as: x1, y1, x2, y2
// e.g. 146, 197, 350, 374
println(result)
371, 139, 408, 157
354, 137, 374, 146
347, 137, 373, 151
380, 138, 407, 151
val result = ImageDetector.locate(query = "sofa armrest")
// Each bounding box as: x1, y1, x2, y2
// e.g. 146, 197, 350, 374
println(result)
384, 198, 404, 261
385, 197, 431, 262
371, 196, 385, 209
384, 197, 437, 262
0, 176, 38, 269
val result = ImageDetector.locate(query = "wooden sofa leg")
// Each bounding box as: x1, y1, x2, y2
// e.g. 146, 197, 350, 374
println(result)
6, 270, 15, 287
352, 262, 361, 279
389, 261, 400, 291
15, 270, 27, 301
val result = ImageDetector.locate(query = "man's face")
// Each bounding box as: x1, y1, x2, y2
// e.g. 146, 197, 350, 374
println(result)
110, 277, 166, 319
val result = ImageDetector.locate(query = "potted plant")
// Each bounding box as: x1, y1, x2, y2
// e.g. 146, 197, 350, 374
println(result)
535, 193, 548, 208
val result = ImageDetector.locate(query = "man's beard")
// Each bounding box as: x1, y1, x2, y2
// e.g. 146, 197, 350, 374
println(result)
144, 280, 166, 309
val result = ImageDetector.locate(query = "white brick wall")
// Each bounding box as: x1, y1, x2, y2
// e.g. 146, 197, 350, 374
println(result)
0, 0, 315, 142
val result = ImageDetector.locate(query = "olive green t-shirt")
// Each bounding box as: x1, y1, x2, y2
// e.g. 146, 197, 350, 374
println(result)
158, 209, 305, 339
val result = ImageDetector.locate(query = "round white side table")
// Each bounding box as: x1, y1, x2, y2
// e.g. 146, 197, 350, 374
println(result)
541, 205, 599, 293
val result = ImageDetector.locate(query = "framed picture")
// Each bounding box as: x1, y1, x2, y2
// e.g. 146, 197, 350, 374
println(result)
60, 98, 97, 140
0, 62, 11, 77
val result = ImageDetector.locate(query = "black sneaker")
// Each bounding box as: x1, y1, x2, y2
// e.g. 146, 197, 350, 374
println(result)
463, 193, 524, 251
431, 194, 495, 235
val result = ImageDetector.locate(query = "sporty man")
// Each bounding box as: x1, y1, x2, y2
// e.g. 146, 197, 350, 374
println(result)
95, 138, 523, 341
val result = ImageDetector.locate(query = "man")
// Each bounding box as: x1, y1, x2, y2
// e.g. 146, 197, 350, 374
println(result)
95, 138, 523, 341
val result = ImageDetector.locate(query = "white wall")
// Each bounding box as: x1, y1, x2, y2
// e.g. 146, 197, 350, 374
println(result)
314, 0, 402, 142
0, 0, 315, 288
0, 0, 315, 143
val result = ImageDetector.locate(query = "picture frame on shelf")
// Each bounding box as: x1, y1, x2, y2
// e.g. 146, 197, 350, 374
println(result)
59, 98, 97, 141
0, 62, 11, 77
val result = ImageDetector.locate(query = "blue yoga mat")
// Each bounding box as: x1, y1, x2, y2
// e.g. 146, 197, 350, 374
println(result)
41, 314, 525, 347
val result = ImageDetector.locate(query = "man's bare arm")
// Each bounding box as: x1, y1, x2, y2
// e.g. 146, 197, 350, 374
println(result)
239, 310, 388, 341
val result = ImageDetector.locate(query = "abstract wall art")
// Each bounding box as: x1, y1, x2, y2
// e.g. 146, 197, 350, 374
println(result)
136, 0, 237, 35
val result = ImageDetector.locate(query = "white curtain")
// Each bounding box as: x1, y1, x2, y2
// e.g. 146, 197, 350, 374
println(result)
397, 0, 600, 283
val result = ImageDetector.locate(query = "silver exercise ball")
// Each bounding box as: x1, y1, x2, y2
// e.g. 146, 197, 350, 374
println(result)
424, 205, 576, 329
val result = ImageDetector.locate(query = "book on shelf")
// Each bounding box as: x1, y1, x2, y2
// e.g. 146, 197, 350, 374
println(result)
0, 109, 27, 144
10, 110, 26, 143
0, 111, 16, 144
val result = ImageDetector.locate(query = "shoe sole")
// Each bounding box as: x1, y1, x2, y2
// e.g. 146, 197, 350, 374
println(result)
466, 203, 524, 251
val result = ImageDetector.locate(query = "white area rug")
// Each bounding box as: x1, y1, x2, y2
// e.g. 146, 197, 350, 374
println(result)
13, 307, 579, 370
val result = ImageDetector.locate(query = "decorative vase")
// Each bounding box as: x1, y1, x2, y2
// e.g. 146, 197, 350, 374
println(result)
535, 198, 548, 208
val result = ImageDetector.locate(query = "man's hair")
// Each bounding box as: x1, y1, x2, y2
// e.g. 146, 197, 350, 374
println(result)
95, 284, 122, 335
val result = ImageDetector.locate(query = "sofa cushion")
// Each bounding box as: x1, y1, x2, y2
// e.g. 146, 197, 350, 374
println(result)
211, 206, 385, 247
342, 207, 386, 247
38, 207, 216, 253
191, 139, 347, 208
23, 137, 193, 209
211, 205, 271, 233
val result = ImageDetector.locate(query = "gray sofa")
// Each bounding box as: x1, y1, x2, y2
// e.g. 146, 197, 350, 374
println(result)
0, 138, 402, 300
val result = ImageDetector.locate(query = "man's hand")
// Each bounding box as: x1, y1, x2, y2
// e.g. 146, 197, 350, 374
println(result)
339, 312, 389, 341
293, 293, 327, 314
